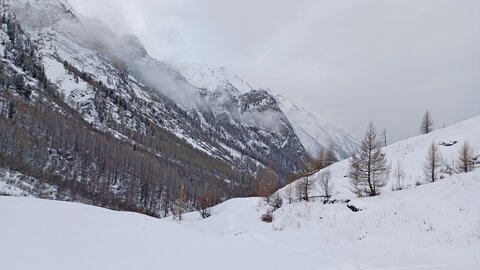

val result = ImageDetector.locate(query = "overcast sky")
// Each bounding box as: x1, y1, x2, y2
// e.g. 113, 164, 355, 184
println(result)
69, 0, 480, 142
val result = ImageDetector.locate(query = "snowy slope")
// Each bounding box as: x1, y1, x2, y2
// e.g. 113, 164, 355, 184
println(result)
0, 196, 325, 270
178, 63, 359, 159
295, 115, 480, 200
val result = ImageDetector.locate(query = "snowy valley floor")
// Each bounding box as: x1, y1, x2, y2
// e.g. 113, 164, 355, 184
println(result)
1, 170, 479, 270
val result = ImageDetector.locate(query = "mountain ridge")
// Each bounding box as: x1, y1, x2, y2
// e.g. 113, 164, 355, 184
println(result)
178, 62, 359, 159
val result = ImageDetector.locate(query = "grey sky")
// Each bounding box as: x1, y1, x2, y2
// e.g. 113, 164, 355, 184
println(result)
69, 0, 480, 142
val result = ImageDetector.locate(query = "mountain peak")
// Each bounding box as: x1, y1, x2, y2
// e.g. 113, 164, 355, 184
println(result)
176, 63, 255, 95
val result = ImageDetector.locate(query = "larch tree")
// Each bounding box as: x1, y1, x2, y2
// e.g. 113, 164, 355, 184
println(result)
348, 122, 391, 197
284, 173, 297, 204
314, 149, 326, 170
420, 110, 434, 134
257, 168, 278, 204
295, 176, 314, 202
382, 128, 387, 147
295, 159, 315, 202
324, 141, 339, 167
314, 142, 338, 171
173, 184, 187, 221
424, 141, 442, 182
457, 141, 475, 173
318, 170, 334, 201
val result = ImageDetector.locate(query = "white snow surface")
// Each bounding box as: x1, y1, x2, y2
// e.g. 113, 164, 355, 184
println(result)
1, 172, 478, 270
1, 116, 480, 269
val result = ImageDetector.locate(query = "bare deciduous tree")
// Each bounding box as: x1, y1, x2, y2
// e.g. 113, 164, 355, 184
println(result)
284, 184, 294, 204
420, 111, 434, 134
424, 141, 442, 182
284, 173, 297, 204
195, 191, 217, 219
382, 128, 387, 147
348, 122, 391, 197
269, 192, 283, 210
457, 141, 474, 173
295, 159, 315, 202
324, 141, 339, 167
392, 161, 406, 191
318, 170, 334, 201
257, 168, 278, 204
173, 185, 187, 221
295, 176, 314, 202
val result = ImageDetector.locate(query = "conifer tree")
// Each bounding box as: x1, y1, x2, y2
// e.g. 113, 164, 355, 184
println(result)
420, 111, 434, 134
457, 141, 474, 173
424, 141, 442, 182
348, 122, 390, 197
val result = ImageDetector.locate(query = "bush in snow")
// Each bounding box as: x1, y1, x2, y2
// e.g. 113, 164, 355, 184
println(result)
269, 193, 283, 211
195, 191, 217, 219
261, 212, 273, 223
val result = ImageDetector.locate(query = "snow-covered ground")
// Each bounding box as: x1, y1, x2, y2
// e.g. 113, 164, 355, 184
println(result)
1, 170, 479, 269
1, 116, 479, 269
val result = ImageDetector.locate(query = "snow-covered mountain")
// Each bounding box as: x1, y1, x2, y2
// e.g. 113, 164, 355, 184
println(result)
0, 0, 314, 217
8, 0, 307, 176
274, 93, 359, 159
176, 62, 255, 95
178, 62, 359, 159
1, 115, 479, 269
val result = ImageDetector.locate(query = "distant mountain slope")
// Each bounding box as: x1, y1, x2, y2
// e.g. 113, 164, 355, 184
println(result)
178, 62, 359, 159
274, 93, 359, 159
